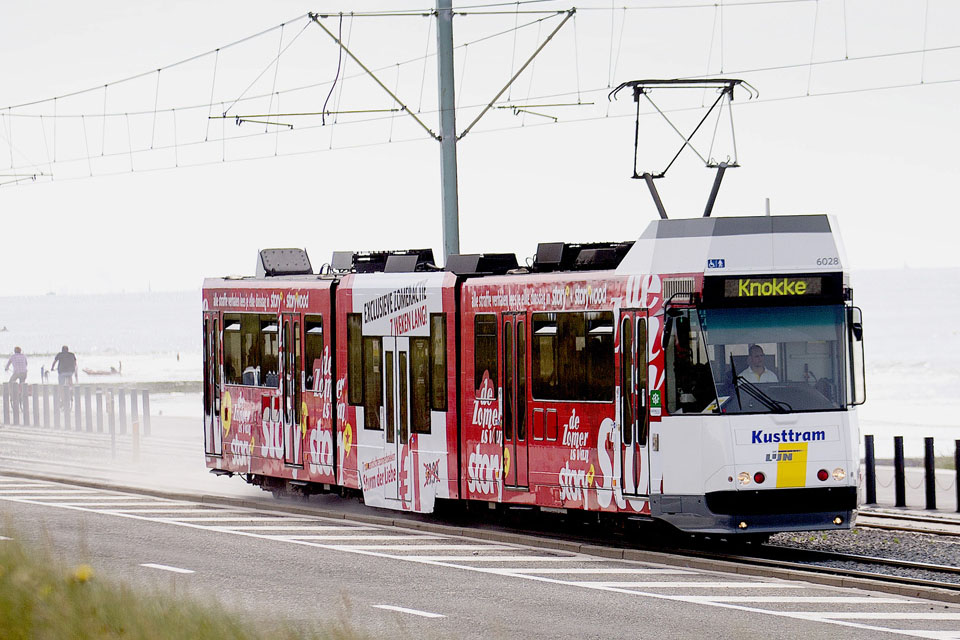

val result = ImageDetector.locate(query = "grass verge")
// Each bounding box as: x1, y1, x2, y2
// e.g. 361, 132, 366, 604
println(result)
0, 535, 366, 640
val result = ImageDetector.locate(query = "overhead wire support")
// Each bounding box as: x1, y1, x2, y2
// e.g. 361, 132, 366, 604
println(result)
457, 8, 575, 140
308, 12, 439, 141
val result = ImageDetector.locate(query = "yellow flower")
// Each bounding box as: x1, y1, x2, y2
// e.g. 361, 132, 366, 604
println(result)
71, 564, 94, 583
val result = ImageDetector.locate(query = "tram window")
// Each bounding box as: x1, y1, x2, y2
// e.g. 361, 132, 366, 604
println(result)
213, 318, 220, 389
203, 319, 210, 416
532, 312, 614, 402
347, 314, 362, 405
474, 314, 498, 395
410, 337, 431, 433
260, 318, 279, 388
362, 336, 382, 429
304, 316, 324, 392
584, 312, 614, 401
222, 313, 277, 386
222, 314, 242, 385
517, 320, 526, 441
430, 314, 447, 411
665, 310, 716, 414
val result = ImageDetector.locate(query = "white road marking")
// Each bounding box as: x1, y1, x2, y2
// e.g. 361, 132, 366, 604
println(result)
688, 597, 912, 604
26, 495, 153, 502
0, 536, 11, 541
0, 490, 100, 496
53, 502, 187, 507
404, 555, 605, 562
273, 534, 441, 541
140, 563, 195, 574
103, 508, 242, 514
335, 544, 517, 551
226, 525, 377, 531
570, 581, 802, 589
814, 613, 960, 620
373, 604, 445, 619
168, 516, 319, 522
496, 568, 692, 575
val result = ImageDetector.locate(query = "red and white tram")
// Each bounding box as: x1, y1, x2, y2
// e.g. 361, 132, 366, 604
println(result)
203, 214, 865, 536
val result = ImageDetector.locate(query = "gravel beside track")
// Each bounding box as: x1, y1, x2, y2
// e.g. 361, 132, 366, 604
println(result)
769, 527, 960, 584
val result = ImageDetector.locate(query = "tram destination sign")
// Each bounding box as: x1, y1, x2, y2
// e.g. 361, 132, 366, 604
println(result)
703, 273, 843, 306
724, 276, 822, 298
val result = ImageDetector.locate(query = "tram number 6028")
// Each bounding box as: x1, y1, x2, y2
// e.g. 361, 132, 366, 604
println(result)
816, 257, 839, 266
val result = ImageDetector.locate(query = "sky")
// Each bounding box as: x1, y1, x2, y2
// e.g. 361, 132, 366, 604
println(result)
0, 0, 958, 295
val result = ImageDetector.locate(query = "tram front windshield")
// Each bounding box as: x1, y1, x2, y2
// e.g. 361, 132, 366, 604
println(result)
666, 305, 847, 414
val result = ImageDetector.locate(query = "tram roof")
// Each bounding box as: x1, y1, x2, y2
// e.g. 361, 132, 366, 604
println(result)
617, 214, 848, 276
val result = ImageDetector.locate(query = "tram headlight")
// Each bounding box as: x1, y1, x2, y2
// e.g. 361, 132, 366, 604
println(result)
737, 471, 751, 486
832, 467, 846, 481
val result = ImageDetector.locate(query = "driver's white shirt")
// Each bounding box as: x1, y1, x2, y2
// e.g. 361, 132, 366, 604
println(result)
741, 367, 778, 383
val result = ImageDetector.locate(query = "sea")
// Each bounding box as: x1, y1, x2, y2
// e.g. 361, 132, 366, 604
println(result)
0, 269, 956, 458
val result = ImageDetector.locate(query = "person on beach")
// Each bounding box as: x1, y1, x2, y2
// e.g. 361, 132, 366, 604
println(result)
5, 347, 28, 410
5, 347, 27, 385
51, 345, 78, 386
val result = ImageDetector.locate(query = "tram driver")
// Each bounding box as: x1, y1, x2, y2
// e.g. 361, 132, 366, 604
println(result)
739, 344, 778, 383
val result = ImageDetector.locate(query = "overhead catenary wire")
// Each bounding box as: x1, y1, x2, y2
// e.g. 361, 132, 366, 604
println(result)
2, 1, 959, 187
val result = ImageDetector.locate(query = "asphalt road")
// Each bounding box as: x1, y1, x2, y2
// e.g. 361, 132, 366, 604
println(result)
1, 477, 959, 639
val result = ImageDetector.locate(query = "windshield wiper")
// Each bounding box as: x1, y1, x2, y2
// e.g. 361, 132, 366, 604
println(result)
729, 354, 742, 409
735, 376, 792, 413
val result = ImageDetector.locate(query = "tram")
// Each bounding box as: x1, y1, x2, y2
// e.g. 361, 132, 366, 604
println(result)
202, 214, 865, 535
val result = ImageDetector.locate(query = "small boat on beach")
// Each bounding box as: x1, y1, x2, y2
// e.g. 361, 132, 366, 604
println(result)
83, 362, 122, 376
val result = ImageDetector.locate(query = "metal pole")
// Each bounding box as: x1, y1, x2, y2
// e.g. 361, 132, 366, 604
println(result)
11, 382, 20, 425
864, 434, 876, 505
53, 386, 61, 429
924, 437, 936, 510
96, 389, 104, 433
131, 391, 140, 462
74, 387, 81, 431
42, 385, 50, 428
84, 387, 93, 432
142, 390, 151, 437
108, 390, 116, 455
893, 436, 906, 508
437, 0, 460, 261
118, 389, 127, 435
955, 440, 959, 513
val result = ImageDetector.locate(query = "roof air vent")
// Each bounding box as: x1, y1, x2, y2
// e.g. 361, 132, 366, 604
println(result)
256, 248, 313, 278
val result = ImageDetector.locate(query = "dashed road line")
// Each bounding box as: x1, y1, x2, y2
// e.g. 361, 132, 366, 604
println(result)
373, 604, 445, 618
140, 563, 195, 574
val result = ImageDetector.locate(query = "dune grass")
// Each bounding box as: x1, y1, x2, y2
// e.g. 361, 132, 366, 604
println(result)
0, 536, 366, 640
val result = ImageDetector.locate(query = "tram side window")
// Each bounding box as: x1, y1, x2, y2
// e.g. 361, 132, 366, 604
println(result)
410, 337, 431, 433
430, 314, 447, 411
260, 318, 279, 388
304, 316, 323, 392
665, 309, 716, 414
362, 336, 382, 429
532, 312, 614, 402
347, 314, 362, 405
474, 314, 498, 395
222, 315, 242, 385
221, 314, 279, 387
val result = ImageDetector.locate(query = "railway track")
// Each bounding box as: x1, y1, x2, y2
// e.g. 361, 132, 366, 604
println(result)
856, 508, 960, 536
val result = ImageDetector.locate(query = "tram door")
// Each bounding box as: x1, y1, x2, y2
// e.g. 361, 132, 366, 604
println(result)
619, 310, 649, 496
383, 336, 411, 501
282, 314, 304, 467
203, 314, 223, 456
501, 313, 529, 489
